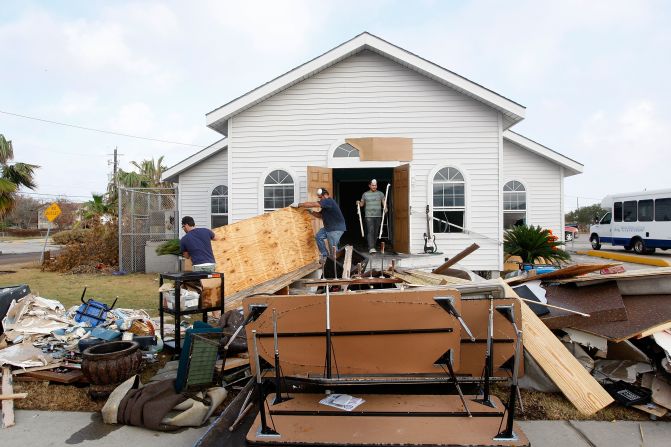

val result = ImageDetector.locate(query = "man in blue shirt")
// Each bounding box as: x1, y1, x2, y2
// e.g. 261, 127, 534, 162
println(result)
298, 188, 346, 259
179, 216, 217, 272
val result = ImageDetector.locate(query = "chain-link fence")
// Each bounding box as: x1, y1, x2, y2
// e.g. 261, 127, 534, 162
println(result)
118, 187, 178, 273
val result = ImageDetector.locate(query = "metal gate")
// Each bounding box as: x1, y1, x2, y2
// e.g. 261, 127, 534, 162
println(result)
118, 187, 178, 273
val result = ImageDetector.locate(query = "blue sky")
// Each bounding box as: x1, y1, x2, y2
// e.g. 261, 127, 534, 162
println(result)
1, 0, 669, 209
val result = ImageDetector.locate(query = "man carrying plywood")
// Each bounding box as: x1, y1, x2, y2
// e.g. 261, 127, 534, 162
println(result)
298, 188, 346, 262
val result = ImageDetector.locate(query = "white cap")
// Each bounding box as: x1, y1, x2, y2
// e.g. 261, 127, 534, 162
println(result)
370, 179, 377, 185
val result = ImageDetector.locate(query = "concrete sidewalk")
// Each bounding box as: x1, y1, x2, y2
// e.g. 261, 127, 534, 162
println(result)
0, 411, 669, 447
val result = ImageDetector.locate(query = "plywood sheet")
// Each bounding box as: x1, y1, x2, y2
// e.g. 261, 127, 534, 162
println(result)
212, 207, 319, 300
540, 282, 628, 329
571, 295, 671, 342
498, 279, 614, 415
345, 137, 413, 161
245, 289, 461, 375
553, 267, 671, 285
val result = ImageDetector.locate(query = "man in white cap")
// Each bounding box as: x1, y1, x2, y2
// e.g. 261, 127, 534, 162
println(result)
357, 179, 386, 253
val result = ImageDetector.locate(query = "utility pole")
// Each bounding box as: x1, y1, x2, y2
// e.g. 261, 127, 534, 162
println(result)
113, 147, 118, 178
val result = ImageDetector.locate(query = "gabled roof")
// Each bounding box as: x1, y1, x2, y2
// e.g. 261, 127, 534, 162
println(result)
161, 138, 227, 182
206, 32, 526, 135
503, 130, 583, 176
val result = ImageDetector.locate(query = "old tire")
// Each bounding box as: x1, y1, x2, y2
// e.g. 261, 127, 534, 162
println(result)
590, 234, 601, 250
82, 341, 142, 386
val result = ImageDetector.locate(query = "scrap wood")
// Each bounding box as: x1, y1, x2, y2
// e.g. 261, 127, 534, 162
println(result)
12, 362, 65, 375
516, 297, 590, 317
393, 268, 471, 285
568, 295, 671, 342
506, 263, 618, 286
213, 207, 320, 298
297, 278, 403, 286
0, 393, 26, 401
498, 279, 614, 415
224, 261, 320, 312
553, 267, 671, 285
540, 282, 628, 330
1, 366, 14, 428
23, 368, 84, 384
432, 243, 479, 274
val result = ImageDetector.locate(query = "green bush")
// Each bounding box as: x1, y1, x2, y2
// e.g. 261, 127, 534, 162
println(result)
156, 239, 180, 256
52, 228, 92, 245
504, 225, 570, 265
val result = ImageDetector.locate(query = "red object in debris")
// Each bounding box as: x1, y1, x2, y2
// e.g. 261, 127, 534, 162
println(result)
600, 265, 626, 275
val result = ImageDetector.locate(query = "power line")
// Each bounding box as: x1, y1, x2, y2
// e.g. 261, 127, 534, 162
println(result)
18, 191, 92, 199
0, 109, 205, 148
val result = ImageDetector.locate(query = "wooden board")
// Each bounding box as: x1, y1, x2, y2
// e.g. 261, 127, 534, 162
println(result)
224, 262, 320, 312
213, 207, 319, 299
498, 279, 614, 415
245, 289, 462, 375
433, 243, 479, 274
392, 164, 410, 253
506, 263, 617, 286
540, 282, 628, 329
553, 267, 671, 285
23, 369, 84, 384
1, 366, 14, 428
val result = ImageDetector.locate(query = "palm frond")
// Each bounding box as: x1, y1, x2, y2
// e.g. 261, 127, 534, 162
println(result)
2, 163, 39, 189
504, 225, 570, 265
0, 134, 14, 165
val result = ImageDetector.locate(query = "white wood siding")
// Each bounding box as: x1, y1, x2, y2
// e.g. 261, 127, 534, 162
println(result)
503, 140, 562, 236
229, 50, 502, 270
177, 149, 228, 232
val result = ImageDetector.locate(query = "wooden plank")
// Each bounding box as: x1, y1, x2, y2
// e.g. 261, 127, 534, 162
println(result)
498, 279, 614, 415
506, 263, 618, 286
403, 269, 471, 285
23, 369, 84, 384
224, 261, 320, 312
432, 243, 479, 274
212, 207, 320, 298
12, 362, 65, 375
1, 366, 14, 428
0, 393, 27, 401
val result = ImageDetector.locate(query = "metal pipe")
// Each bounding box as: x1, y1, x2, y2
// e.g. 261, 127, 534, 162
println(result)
252, 330, 279, 436
325, 287, 332, 379
272, 309, 284, 404
494, 305, 522, 441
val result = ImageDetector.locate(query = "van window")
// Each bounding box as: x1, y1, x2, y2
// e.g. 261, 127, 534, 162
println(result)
600, 212, 611, 225
623, 201, 637, 222
614, 202, 622, 222
656, 198, 671, 221
638, 200, 653, 222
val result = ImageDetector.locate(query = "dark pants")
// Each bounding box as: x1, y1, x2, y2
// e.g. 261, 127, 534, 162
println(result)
366, 216, 381, 250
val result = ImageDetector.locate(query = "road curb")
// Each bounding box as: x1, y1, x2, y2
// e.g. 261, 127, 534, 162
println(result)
576, 250, 671, 267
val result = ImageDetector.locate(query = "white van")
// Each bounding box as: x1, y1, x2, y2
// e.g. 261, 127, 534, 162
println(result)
589, 188, 671, 254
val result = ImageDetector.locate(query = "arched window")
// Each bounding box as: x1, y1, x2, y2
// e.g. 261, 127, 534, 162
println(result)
263, 170, 294, 212
211, 185, 228, 228
503, 180, 526, 229
432, 167, 465, 233
333, 143, 360, 158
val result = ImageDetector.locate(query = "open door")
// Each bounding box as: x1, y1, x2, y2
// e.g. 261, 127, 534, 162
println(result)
307, 166, 333, 235
393, 164, 410, 253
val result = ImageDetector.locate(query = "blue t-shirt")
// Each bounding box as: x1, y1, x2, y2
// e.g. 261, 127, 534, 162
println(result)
319, 198, 346, 232
180, 227, 216, 265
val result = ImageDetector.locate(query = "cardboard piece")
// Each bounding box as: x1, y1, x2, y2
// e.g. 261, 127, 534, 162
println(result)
345, 137, 413, 161
200, 278, 222, 308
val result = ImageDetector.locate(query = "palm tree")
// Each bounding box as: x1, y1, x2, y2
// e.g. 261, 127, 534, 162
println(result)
129, 156, 169, 188
83, 193, 114, 221
504, 224, 571, 265
0, 134, 39, 218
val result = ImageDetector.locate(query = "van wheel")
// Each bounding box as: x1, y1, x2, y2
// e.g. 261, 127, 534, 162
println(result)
590, 234, 601, 250
633, 238, 646, 254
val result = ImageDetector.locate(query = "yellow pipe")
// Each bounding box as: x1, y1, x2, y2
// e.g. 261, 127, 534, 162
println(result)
576, 250, 671, 267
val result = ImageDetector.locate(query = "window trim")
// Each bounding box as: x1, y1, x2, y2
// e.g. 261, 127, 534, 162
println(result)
502, 179, 528, 229
427, 164, 469, 234
258, 166, 298, 214
210, 184, 228, 228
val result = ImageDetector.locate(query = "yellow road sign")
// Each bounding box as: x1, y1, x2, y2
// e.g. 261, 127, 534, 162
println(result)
44, 203, 62, 222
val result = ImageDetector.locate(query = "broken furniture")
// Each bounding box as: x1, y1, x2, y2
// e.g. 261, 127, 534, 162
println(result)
175, 322, 223, 396
242, 288, 529, 446
158, 271, 225, 353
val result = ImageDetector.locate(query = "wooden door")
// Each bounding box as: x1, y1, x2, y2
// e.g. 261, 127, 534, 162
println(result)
306, 166, 333, 235
393, 164, 410, 253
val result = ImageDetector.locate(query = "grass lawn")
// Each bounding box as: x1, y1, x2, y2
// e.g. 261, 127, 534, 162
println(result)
0, 262, 161, 314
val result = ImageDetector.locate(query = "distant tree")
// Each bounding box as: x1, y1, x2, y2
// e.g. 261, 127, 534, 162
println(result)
4, 195, 43, 228
54, 199, 82, 229
565, 204, 608, 229
83, 193, 115, 221
0, 134, 39, 217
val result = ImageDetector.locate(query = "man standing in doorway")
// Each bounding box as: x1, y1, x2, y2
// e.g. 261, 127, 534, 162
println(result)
180, 216, 217, 272
298, 188, 346, 261
357, 179, 386, 253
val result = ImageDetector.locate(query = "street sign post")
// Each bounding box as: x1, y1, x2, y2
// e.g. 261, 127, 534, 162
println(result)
41, 203, 62, 263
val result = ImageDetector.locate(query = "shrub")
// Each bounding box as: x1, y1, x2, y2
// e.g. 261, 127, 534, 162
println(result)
156, 239, 180, 256
43, 221, 118, 273
52, 228, 91, 245
504, 225, 570, 265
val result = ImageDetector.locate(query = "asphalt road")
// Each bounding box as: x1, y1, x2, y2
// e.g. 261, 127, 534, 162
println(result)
0, 238, 60, 265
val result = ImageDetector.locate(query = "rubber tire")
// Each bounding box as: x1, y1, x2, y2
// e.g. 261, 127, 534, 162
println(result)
590, 234, 601, 250
633, 238, 646, 254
